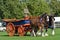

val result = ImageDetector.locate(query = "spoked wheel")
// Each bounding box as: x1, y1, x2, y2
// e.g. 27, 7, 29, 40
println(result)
6, 22, 15, 36
18, 25, 26, 36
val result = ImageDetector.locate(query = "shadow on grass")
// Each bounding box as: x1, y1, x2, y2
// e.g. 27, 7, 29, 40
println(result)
0, 34, 31, 37
0, 35, 9, 37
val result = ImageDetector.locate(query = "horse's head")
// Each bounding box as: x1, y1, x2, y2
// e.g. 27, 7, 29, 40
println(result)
42, 13, 49, 21
49, 15, 55, 22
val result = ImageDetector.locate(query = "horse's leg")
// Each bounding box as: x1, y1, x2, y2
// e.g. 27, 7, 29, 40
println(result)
36, 27, 41, 36
45, 27, 49, 36
32, 28, 36, 36
30, 28, 36, 36
45, 22, 49, 36
51, 25, 55, 35
45, 26, 48, 36
31, 29, 36, 36
41, 28, 45, 37
41, 24, 45, 37
37, 24, 45, 37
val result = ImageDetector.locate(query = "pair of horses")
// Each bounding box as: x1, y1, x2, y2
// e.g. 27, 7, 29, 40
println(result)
29, 13, 55, 37
16, 13, 55, 36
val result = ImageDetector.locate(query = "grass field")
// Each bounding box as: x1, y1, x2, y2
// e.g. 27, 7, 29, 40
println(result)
0, 28, 60, 40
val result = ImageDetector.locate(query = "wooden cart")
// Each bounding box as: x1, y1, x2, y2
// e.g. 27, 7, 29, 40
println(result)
3, 19, 31, 36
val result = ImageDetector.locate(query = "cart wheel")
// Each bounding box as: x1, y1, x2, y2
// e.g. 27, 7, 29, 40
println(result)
18, 25, 26, 36
6, 22, 15, 36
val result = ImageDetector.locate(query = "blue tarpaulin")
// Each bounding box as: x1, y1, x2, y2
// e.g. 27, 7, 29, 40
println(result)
6, 20, 31, 25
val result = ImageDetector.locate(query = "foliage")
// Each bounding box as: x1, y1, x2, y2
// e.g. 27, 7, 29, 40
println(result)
0, 0, 60, 19
0, 0, 24, 19
49, 0, 60, 16
27, 0, 50, 16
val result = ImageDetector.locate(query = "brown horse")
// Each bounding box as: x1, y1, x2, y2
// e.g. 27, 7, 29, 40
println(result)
29, 16, 45, 36
40, 13, 50, 36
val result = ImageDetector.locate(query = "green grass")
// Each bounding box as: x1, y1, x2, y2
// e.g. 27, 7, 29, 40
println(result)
0, 28, 60, 40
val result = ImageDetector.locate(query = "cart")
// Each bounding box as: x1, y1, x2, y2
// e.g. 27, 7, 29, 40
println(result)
3, 19, 31, 36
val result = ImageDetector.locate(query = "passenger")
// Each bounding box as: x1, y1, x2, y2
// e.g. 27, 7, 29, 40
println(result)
24, 15, 29, 20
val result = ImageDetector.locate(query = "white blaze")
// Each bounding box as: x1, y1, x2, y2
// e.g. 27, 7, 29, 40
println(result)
47, 16, 49, 21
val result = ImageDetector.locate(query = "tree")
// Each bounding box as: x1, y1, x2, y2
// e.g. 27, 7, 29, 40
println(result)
0, 0, 24, 19
27, 0, 50, 16
49, 0, 60, 16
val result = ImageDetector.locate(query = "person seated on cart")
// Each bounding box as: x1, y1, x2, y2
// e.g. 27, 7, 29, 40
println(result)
24, 15, 30, 20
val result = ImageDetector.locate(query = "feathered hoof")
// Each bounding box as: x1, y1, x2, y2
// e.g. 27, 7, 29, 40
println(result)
45, 33, 48, 36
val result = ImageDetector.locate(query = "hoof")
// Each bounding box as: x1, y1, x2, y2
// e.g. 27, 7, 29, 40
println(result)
52, 30, 55, 36
41, 32, 45, 37
36, 32, 41, 36
42, 34, 45, 37
45, 33, 48, 36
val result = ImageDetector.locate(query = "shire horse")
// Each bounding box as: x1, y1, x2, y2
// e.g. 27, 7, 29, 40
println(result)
42, 13, 55, 36
48, 14, 55, 35
30, 16, 45, 37
37, 13, 49, 36
23, 13, 55, 36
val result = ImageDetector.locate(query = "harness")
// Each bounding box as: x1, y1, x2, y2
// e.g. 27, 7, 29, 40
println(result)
40, 18, 43, 23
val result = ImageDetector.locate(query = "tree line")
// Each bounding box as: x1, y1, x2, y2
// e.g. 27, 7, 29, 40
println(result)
0, 0, 60, 19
